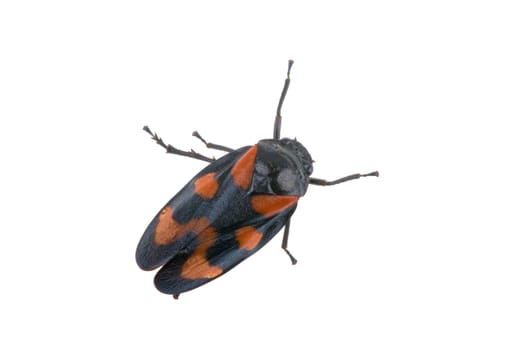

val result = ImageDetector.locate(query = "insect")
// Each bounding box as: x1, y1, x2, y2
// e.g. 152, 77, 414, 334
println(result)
136, 60, 378, 299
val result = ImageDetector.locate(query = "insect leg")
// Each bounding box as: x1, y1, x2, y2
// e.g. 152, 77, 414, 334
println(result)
273, 60, 294, 140
309, 171, 379, 186
143, 126, 215, 162
192, 131, 234, 152
281, 219, 298, 265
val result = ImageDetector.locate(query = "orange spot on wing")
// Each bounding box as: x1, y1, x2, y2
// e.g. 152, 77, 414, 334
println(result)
154, 207, 210, 246
230, 145, 258, 190
194, 172, 219, 199
251, 195, 299, 218
236, 226, 263, 251
181, 227, 223, 280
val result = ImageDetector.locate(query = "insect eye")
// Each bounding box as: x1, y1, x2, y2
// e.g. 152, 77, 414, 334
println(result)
273, 168, 296, 193
304, 163, 313, 176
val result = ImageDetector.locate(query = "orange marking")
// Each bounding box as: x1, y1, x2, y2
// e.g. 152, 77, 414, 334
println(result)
251, 195, 299, 218
181, 227, 223, 280
230, 145, 258, 190
154, 207, 210, 246
194, 172, 219, 199
236, 226, 263, 251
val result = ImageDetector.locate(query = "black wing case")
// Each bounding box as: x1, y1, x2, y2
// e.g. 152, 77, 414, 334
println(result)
154, 204, 297, 295
135, 146, 251, 271
136, 144, 300, 296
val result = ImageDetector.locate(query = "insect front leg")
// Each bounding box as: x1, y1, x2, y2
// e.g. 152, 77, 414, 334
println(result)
192, 131, 235, 152
281, 219, 298, 265
143, 126, 216, 162
273, 60, 294, 140
309, 171, 379, 186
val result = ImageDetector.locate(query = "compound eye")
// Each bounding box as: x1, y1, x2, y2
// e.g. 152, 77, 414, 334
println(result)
272, 168, 296, 193
304, 163, 313, 176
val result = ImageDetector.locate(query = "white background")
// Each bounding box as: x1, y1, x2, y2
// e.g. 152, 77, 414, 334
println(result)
1, 1, 524, 349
